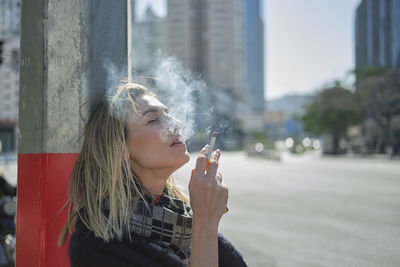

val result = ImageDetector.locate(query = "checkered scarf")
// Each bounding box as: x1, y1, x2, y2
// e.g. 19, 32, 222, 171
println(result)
130, 193, 193, 266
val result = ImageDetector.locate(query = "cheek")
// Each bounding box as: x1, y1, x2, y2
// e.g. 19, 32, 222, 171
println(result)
127, 131, 168, 167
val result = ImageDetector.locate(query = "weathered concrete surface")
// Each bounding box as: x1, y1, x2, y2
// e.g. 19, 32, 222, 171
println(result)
176, 152, 400, 267
19, 0, 128, 154
45, 0, 88, 153
18, 0, 45, 154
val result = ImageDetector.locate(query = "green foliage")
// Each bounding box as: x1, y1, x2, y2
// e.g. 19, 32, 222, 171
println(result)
193, 130, 208, 140
355, 69, 400, 120
251, 131, 268, 143
354, 68, 400, 152
353, 66, 389, 80
301, 85, 362, 136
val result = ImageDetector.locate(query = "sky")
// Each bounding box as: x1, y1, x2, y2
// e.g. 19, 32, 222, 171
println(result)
264, 0, 361, 99
135, 0, 362, 100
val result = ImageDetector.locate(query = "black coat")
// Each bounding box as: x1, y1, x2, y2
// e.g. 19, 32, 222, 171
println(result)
69, 219, 248, 267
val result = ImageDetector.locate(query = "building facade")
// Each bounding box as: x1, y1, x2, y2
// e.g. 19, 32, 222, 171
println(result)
0, 37, 19, 122
0, 0, 20, 37
166, 0, 246, 98
166, 0, 265, 140
132, 6, 165, 74
244, 0, 264, 113
355, 0, 400, 69
355, 0, 400, 155
0, 0, 20, 153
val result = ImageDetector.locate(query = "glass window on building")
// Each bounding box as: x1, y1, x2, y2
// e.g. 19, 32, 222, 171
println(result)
0, 126, 15, 153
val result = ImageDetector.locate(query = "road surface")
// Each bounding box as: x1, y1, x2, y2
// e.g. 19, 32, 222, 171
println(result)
2, 152, 400, 266
176, 151, 400, 267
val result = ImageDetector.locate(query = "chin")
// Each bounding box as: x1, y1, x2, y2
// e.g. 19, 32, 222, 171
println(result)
169, 152, 190, 171
177, 152, 190, 166
182, 152, 190, 163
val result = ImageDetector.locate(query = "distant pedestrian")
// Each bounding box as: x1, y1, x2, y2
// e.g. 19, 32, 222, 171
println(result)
58, 82, 247, 267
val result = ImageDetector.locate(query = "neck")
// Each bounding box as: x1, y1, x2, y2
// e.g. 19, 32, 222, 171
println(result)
132, 165, 176, 195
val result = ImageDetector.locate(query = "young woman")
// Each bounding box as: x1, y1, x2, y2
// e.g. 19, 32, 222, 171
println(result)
59, 82, 247, 267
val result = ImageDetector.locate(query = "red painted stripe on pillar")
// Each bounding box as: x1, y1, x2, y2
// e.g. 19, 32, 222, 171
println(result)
16, 153, 79, 267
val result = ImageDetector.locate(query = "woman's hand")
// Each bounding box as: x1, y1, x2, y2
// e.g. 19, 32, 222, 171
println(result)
189, 146, 228, 267
189, 146, 228, 225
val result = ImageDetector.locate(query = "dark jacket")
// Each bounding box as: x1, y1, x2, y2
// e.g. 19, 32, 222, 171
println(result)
69, 219, 247, 267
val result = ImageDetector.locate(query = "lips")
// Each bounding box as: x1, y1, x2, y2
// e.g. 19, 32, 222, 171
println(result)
170, 136, 184, 146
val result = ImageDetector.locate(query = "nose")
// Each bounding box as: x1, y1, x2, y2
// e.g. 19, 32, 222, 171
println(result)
165, 114, 181, 135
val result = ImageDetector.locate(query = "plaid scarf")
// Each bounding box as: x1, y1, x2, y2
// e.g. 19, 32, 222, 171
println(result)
129, 193, 193, 266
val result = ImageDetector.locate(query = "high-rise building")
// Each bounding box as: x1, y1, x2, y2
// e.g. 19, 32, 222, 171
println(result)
132, 6, 165, 74
355, 0, 400, 69
166, 0, 264, 139
167, 0, 244, 98
0, 38, 19, 122
0, 0, 20, 153
167, 0, 246, 97
165, 1, 195, 73
355, 0, 400, 155
0, 0, 20, 38
244, 0, 264, 113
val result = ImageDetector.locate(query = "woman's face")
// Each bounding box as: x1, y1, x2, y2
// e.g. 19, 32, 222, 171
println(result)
126, 95, 190, 171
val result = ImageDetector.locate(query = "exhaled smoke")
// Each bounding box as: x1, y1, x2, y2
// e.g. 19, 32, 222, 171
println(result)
104, 54, 218, 146
103, 58, 131, 122
103, 58, 127, 98
153, 57, 203, 141
133, 55, 214, 144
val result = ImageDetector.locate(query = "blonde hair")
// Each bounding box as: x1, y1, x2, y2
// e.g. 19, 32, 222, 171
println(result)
59, 82, 188, 245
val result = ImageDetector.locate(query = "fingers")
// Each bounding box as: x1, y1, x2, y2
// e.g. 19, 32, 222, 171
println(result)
194, 145, 209, 176
193, 146, 221, 183
205, 149, 220, 181
189, 147, 228, 219
215, 172, 222, 183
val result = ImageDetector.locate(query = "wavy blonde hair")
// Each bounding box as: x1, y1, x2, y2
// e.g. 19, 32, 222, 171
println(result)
59, 82, 188, 245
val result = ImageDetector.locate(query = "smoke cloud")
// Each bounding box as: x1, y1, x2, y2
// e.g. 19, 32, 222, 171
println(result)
104, 54, 220, 147
133, 55, 216, 145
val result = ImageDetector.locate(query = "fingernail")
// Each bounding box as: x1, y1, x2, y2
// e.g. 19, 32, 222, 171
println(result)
215, 149, 221, 158
201, 144, 209, 151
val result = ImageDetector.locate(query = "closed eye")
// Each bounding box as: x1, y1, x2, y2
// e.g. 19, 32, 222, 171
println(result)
147, 118, 159, 124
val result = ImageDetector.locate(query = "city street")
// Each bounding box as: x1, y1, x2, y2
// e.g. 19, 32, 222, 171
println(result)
2, 152, 400, 266
1, 0, 399, 266
176, 152, 400, 267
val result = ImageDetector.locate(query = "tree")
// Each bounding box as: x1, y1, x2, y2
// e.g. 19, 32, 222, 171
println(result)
355, 68, 400, 154
301, 83, 361, 154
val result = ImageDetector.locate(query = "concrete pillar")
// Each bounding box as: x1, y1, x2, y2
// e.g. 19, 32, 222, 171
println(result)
17, 0, 130, 266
